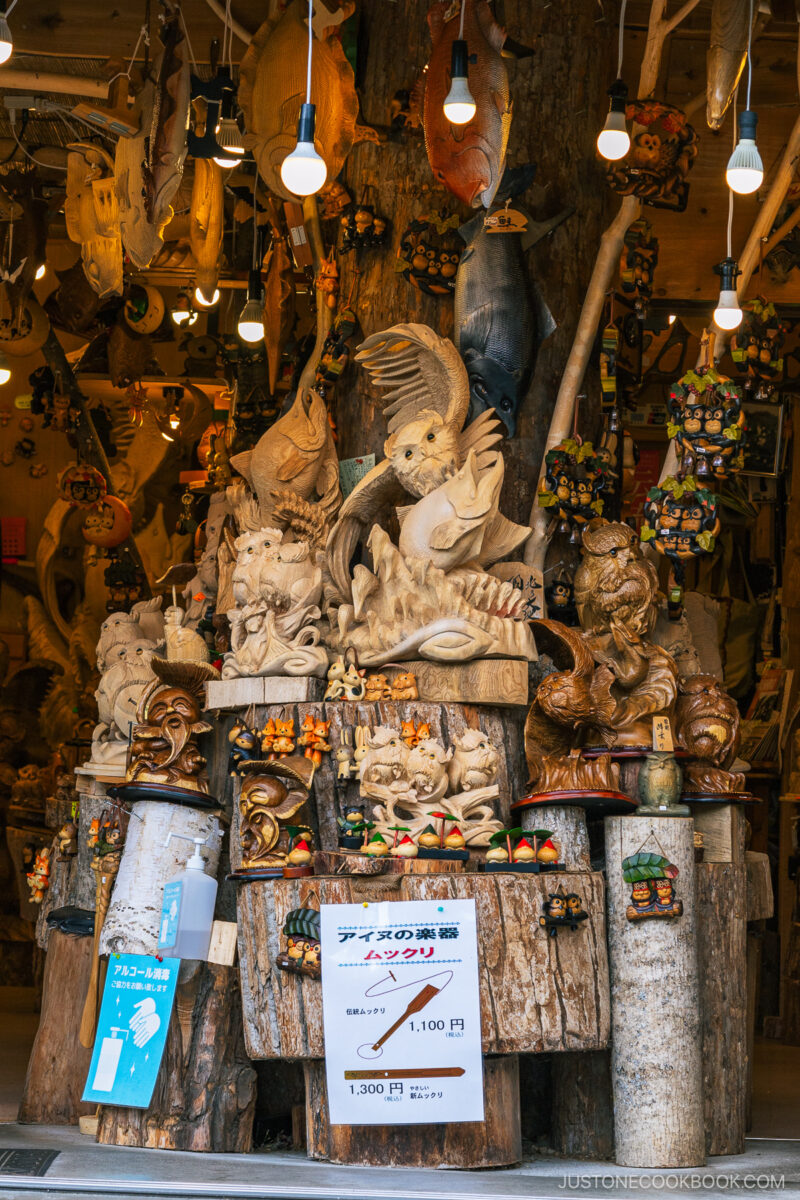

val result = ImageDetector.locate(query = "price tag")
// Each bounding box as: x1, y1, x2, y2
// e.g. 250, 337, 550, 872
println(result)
652, 716, 674, 752
484, 206, 528, 234
339, 454, 376, 499
14, 394, 31, 410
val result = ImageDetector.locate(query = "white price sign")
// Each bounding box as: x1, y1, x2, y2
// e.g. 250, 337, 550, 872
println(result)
320, 898, 484, 1125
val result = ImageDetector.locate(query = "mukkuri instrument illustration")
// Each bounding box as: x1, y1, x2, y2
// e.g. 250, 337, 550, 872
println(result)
356, 970, 453, 1060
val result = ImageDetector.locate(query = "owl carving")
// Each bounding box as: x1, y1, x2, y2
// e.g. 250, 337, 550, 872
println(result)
573, 520, 659, 642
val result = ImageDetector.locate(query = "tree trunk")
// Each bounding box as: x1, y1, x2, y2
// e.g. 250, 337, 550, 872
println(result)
303, 1054, 521, 1168
99, 803, 223, 957
696, 862, 747, 1156
605, 816, 705, 1168
551, 1050, 614, 1161
519, 806, 592, 871
18, 931, 96, 1125
236, 873, 609, 1060
97, 961, 256, 1153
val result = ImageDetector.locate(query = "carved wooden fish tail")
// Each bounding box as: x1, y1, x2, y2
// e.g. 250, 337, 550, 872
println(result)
707, 0, 752, 130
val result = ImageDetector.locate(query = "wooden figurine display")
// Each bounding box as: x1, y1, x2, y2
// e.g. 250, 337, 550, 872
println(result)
675, 674, 748, 799
539, 887, 588, 936
666, 369, 745, 481
236, 756, 315, 876
324, 654, 366, 701
396, 211, 463, 296
325, 324, 534, 665
620, 218, 659, 317
641, 479, 721, 575
64, 142, 123, 298
603, 101, 698, 212
730, 298, 785, 400
622, 850, 683, 921
484, 826, 565, 874
238, 0, 377, 203
26, 846, 51, 903
276, 905, 321, 979
337, 804, 366, 848
359, 723, 502, 846
636, 751, 689, 816
538, 439, 607, 542
423, 0, 511, 208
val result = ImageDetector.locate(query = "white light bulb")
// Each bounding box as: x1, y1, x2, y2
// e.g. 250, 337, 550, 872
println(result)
443, 77, 476, 125
280, 140, 327, 197
0, 366, 10, 386
725, 149, 763, 195
238, 297, 265, 343
194, 286, 220, 308
668, 314, 676, 325
35, 263, 46, 281
713, 290, 743, 331
597, 111, 630, 161
0, 17, 12, 66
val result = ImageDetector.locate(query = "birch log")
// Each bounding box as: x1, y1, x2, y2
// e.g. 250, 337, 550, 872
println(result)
519, 805, 592, 870
99, 803, 222, 957
605, 815, 705, 1167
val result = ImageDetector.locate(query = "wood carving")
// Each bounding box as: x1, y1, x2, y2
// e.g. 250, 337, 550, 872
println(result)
360, 724, 502, 846
189, 159, 224, 302
262, 236, 295, 393
325, 324, 534, 665
144, 4, 190, 239
238, 0, 377, 202
604, 101, 698, 214
675, 674, 745, 796
423, 0, 511, 208
222, 527, 328, 679
84, 609, 163, 776
64, 142, 122, 298
230, 388, 341, 537
707, 0, 753, 131
238, 755, 315, 871
126, 659, 218, 798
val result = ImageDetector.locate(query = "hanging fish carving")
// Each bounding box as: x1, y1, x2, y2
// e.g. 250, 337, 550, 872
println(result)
189, 159, 224, 301
64, 142, 123, 298
262, 237, 296, 394
238, 0, 378, 203
423, 0, 512, 209
707, 0, 754, 130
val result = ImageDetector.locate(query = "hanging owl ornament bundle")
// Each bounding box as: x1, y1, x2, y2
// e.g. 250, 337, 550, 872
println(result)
666, 368, 745, 482
537, 439, 606, 542
603, 101, 698, 213
730, 298, 786, 401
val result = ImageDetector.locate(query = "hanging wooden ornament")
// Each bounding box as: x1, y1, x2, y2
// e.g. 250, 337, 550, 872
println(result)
339, 202, 390, 253
396, 212, 463, 296
603, 101, 698, 213
57, 463, 108, 508
667, 368, 745, 481
538, 439, 606, 541
81, 496, 134, 549
641, 476, 720, 572
544, 570, 579, 626
730, 298, 786, 400
538, 887, 588, 937
622, 849, 683, 921
123, 284, 166, 336
619, 218, 659, 316
0, 293, 49, 357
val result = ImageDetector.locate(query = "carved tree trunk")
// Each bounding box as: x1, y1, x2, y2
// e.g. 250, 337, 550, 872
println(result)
97, 962, 257, 1153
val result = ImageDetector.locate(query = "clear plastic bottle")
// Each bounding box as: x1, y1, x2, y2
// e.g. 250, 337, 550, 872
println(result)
158, 833, 218, 961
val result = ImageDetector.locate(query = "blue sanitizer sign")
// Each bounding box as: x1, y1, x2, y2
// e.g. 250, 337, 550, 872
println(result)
82, 954, 179, 1108
159, 881, 183, 950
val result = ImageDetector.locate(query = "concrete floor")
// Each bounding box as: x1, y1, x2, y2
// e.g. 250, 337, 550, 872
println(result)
1, 987, 799, 1198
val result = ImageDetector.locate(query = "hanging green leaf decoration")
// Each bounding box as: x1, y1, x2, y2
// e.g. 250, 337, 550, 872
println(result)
696, 531, 716, 552
640, 524, 656, 542
282, 907, 321, 940
667, 421, 682, 439
538, 490, 557, 508
621, 851, 678, 884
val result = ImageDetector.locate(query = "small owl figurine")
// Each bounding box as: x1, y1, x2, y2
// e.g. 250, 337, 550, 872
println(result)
637, 751, 689, 816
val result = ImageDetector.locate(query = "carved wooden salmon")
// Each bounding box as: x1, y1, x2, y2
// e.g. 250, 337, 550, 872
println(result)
423, 0, 511, 209
238, 0, 377, 203
707, 0, 752, 130
190, 159, 224, 301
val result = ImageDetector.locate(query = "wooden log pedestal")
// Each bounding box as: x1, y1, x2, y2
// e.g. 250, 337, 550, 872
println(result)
96, 961, 257, 1153
303, 1054, 521, 1168
605, 816, 705, 1168
18, 929, 96, 1125
236, 873, 609, 1063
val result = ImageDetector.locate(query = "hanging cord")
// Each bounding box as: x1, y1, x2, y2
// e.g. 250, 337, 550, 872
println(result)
251, 170, 260, 271
225, 0, 234, 75
617, 0, 628, 77
305, 0, 313, 103
746, 0, 754, 110
178, 4, 199, 76
2, 0, 19, 17
727, 85, 738, 258
458, 0, 466, 39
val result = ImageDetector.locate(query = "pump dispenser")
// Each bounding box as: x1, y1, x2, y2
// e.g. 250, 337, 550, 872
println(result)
158, 831, 218, 960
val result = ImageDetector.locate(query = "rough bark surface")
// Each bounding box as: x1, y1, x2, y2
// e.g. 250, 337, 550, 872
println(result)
520, 806, 592, 871
236, 873, 609, 1060
696, 862, 747, 1157
97, 962, 256, 1153
303, 1054, 521, 1168
99, 803, 223, 957
18, 931, 96, 1125
605, 816, 705, 1168
551, 1050, 614, 1161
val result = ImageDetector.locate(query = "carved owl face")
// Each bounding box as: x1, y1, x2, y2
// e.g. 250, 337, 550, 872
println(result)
385, 412, 460, 497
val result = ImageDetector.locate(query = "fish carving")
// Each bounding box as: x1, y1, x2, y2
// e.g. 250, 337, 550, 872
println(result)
707, 0, 754, 130
189, 158, 224, 300
423, 0, 511, 209
64, 142, 123, 298
144, 2, 191, 229
238, 0, 378, 202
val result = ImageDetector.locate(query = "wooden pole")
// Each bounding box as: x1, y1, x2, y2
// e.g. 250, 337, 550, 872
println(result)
605, 815, 705, 1167
524, 0, 703, 574
0, 68, 111, 97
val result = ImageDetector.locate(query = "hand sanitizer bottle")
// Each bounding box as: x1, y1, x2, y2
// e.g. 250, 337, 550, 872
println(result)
158, 832, 218, 961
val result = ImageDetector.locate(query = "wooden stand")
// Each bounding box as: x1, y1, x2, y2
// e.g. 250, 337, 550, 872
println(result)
605, 816, 705, 1167
303, 1054, 521, 1167
99, 801, 223, 956
18, 930, 96, 1125
519, 805, 591, 870
97, 962, 256, 1153
237, 874, 609, 1061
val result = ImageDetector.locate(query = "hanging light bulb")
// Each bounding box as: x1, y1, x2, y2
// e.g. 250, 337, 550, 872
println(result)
195, 285, 220, 308
0, 13, 13, 66
281, 103, 327, 196
443, 39, 476, 125
170, 289, 198, 327
597, 79, 630, 161
213, 91, 245, 169
712, 257, 743, 331
35, 263, 46, 281
0, 349, 10, 385
726, 109, 763, 195
237, 269, 265, 343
